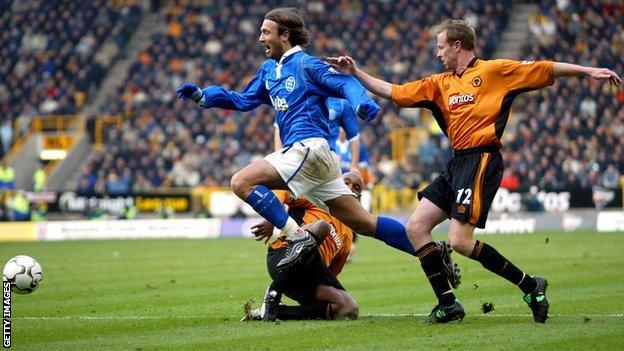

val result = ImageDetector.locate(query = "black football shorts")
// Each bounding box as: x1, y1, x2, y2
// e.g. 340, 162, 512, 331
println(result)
267, 246, 345, 305
418, 147, 503, 229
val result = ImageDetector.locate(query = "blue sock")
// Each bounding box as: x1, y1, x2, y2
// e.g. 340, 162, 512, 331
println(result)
244, 185, 289, 229
374, 216, 416, 256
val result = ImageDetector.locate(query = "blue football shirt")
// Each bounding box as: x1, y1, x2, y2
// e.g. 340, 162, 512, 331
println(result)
198, 46, 376, 147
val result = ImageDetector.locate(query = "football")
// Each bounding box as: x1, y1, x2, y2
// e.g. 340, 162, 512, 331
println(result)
3, 255, 43, 295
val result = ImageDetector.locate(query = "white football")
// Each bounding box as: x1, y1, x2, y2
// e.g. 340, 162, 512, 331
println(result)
3, 255, 43, 294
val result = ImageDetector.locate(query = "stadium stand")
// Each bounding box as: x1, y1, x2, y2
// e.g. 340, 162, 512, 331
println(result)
506, 0, 623, 191
83, 0, 511, 193
0, 0, 142, 158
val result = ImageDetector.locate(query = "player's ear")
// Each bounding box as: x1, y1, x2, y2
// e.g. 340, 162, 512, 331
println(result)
453, 40, 462, 51
281, 29, 290, 43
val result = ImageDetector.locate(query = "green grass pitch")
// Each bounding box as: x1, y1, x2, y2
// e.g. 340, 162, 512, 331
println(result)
2, 231, 623, 350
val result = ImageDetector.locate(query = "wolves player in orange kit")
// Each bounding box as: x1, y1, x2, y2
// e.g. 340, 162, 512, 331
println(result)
242, 172, 364, 321
327, 19, 621, 323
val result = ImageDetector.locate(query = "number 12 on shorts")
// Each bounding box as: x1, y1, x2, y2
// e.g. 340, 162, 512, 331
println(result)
456, 188, 472, 205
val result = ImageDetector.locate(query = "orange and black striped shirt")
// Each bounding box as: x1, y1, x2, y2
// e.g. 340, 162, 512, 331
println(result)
269, 191, 353, 276
391, 58, 554, 151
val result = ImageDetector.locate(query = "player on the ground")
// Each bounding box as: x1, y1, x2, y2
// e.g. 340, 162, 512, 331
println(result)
242, 171, 363, 321
177, 8, 419, 270
327, 19, 621, 323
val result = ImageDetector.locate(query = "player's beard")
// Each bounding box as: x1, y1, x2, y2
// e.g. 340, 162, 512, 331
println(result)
266, 41, 285, 61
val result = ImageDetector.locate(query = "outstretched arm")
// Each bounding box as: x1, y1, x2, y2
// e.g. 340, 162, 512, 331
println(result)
176, 66, 270, 111
305, 57, 380, 121
553, 62, 621, 86
326, 56, 393, 99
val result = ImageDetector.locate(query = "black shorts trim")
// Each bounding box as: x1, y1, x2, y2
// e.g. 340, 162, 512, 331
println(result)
453, 145, 500, 156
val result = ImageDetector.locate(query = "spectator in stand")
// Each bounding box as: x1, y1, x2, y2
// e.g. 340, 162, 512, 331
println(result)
601, 164, 620, 189
0, 119, 12, 157
0, 0, 141, 152
521, 186, 544, 212
500, 168, 520, 191
507, 1, 623, 191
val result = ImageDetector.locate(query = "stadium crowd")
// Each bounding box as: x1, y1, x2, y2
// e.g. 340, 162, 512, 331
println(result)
81, 0, 510, 194
503, 0, 623, 191
0, 0, 142, 158
1, 1, 620, 197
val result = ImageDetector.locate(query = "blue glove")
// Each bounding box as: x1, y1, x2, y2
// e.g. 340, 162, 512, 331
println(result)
176, 82, 204, 104
356, 101, 380, 122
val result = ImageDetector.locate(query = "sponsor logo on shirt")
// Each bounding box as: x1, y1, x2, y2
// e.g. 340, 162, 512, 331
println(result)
448, 93, 475, 111
270, 95, 289, 111
329, 225, 342, 249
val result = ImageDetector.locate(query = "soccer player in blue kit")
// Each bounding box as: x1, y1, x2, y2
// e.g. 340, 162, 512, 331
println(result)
326, 97, 361, 173
176, 8, 446, 272
327, 97, 375, 188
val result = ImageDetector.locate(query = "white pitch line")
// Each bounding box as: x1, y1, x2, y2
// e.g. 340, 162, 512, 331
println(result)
15, 316, 186, 320
363, 313, 624, 318
12, 313, 624, 320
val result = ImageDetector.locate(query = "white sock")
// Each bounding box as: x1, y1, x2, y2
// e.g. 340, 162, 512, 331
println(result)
282, 218, 303, 239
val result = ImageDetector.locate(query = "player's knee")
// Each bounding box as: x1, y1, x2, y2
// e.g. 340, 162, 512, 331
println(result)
327, 196, 376, 235
448, 235, 473, 257
406, 216, 432, 243
346, 213, 376, 236
230, 172, 249, 198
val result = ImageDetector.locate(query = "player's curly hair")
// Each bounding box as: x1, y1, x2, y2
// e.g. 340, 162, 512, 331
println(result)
264, 8, 311, 48
435, 19, 476, 51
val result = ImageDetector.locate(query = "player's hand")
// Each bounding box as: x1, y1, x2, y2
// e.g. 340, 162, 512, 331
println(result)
356, 101, 380, 122
176, 82, 204, 103
251, 220, 274, 244
325, 55, 357, 75
586, 67, 621, 86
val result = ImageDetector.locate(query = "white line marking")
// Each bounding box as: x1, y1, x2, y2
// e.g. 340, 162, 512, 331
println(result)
12, 313, 624, 320
363, 313, 624, 318
16, 316, 181, 320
